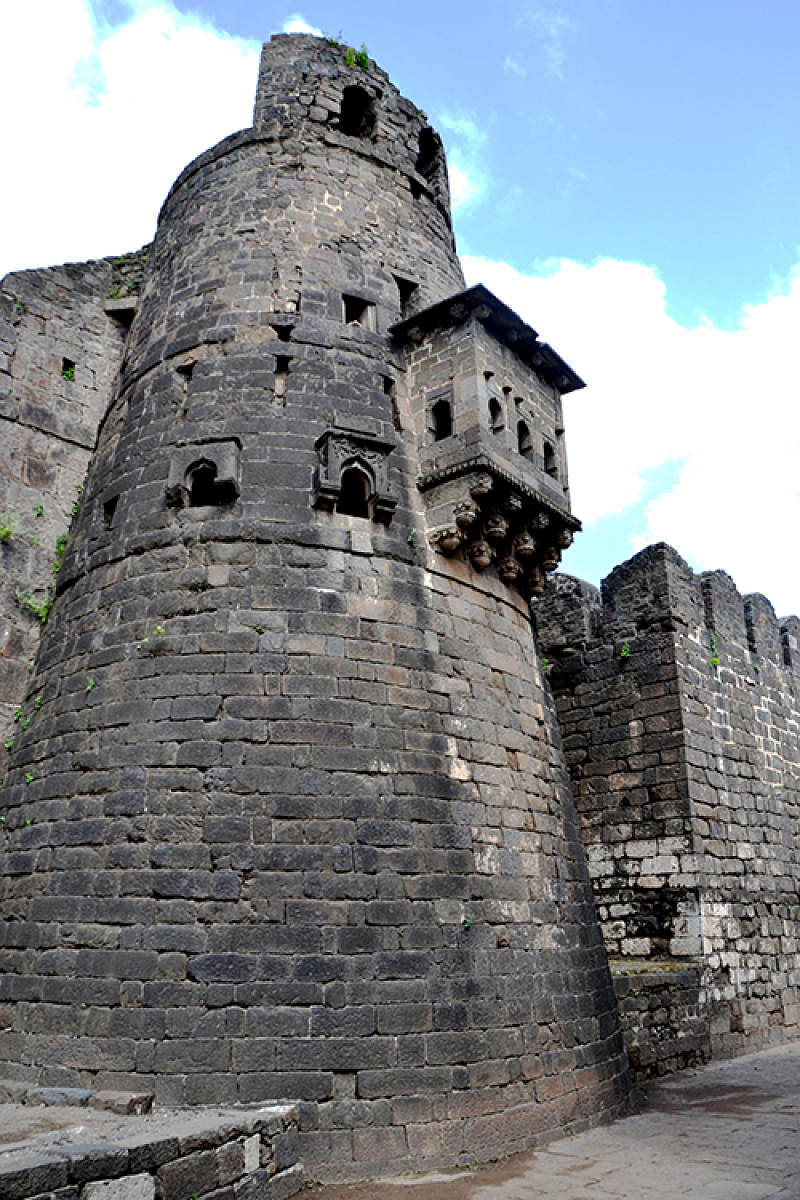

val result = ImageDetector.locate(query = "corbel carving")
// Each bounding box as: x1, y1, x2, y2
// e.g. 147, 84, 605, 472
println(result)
418, 457, 579, 598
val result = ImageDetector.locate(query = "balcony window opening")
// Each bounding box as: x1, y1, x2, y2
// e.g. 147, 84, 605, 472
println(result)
544, 440, 558, 477
432, 397, 453, 441
517, 420, 533, 460
336, 465, 371, 518
489, 396, 504, 435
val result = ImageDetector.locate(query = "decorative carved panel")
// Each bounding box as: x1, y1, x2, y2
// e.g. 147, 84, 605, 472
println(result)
312, 428, 398, 523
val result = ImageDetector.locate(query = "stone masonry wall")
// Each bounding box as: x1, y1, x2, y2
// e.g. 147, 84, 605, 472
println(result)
536, 544, 800, 1064
0, 34, 632, 1182
0, 1097, 302, 1200
611, 963, 710, 1082
0, 250, 148, 748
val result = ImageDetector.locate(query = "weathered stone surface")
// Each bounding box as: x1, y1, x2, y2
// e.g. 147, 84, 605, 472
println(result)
81, 1174, 155, 1200
0, 1103, 300, 1200
537, 544, 800, 1073
0, 30, 630, 1183
88, 1091, 154, 1115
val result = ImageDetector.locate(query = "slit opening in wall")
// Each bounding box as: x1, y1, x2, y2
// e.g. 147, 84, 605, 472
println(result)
517, 420, 533, 459
274, 356, 290, 402
489, 397, 504, 435
176, 361, 194, 396
544, 440, 558, 477
432, 397, 453, 441
273, 323, 294, 343
103, 495, 118, 530
61, 357, 76, 382
384, 376, 402, 431
336, 465, 371, 518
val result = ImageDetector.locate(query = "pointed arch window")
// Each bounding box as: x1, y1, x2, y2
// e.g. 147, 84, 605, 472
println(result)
336, 464, 372, 518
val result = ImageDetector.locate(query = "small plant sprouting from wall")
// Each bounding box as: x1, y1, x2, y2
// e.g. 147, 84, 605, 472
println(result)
15, 530, 69, 627
136, 624, 169, 655
53, 532, 68, 578
620, 641, 631, 659
344, 42, 369, 70
0, 514, 17, 542
16, 589, 52, 625
709, 631, 720, 669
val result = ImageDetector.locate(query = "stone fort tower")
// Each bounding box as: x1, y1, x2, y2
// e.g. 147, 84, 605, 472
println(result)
0, 34, 630, 1178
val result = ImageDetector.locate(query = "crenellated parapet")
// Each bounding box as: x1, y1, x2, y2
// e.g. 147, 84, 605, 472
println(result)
536, 543, 800, 1063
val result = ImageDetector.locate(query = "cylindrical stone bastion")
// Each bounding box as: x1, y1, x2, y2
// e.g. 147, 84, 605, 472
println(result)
0, 34, 630, 1179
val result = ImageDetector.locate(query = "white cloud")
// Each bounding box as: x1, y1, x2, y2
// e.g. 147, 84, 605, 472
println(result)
437, 112, 490, 213
281, 13, 323, 36
503, 56, 528, 78
515, 6, 577, 78
462, 254, 800, 615
1, 0, 259, 277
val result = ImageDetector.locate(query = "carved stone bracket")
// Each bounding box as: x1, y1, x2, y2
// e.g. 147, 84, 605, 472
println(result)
312, 427, 398, 524
419, 457, 578, 597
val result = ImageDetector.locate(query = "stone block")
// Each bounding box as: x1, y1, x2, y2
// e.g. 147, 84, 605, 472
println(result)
81, 1175, 156, 1200
88, 1090, 154, 1115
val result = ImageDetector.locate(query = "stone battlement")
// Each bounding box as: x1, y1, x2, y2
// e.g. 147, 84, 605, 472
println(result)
536, 544, 800, 1060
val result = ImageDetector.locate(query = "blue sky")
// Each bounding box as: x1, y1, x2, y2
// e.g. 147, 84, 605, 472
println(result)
4, 1, 800, 614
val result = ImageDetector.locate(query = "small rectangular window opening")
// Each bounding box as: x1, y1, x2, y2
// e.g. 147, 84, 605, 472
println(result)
393, 276, 419, 318
61, 357, 76, 382
342, 295, 376, 330
103, 496, 119, 530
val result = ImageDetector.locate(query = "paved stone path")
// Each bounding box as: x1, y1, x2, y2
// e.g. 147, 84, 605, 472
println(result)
315, 1042, 800, 1199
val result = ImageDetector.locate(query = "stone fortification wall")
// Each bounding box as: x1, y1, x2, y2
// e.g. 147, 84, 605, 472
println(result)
0, 34, 631, 1182
536, 543, 800, 1062
0, 250, 148, 746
